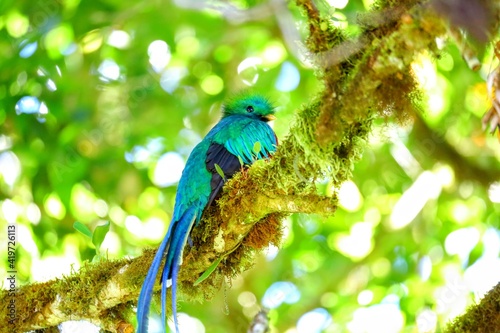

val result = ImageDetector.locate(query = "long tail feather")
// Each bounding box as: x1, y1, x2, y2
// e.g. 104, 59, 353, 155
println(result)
160, 220, 185, 331
137, 230, 170, 333
169, 231, 188, 331
137, 206, 198, 333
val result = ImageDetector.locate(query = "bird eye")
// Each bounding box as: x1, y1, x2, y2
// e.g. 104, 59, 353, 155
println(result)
246, 105, 254, 113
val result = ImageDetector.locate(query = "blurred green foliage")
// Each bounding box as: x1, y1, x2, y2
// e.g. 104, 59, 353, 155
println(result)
73, 220, 110, 261
0, 0, 499, 332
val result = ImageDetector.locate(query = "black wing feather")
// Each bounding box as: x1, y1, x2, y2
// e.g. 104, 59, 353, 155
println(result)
205, 143, 242, 208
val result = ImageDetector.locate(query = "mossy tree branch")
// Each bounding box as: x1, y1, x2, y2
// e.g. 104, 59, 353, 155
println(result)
0, 186, 339, 333
1, 1, 499, 332
445, 281, 500, 333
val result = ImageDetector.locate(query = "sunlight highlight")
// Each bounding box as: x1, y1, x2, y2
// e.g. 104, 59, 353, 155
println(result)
176, 36, 200, 58
0, 151, 21, 188
341, 224, 373, 259
444, 227, 480, 265
297, 308, 332, 333
357, 290, 374, 306
18, 223, 40, 259
70, 184, 99, 222
160, 67, 188, 93
487, 181, 500, 203
46, 78, 57, 91
326, 0, 349, 9
143, 216, 167, 242
275, 61, 300, 92
2, 199, 20, 224
152, 152, 185, 187
107, 30, 131, 49
200, 74, 224, 95
262, 281, 301, 309
44, 24, 74, 58
390, 140, 421, 177
148, 40, 171, 73
464, 228, 500, 298
433, 273, 468, 319
97, 59, 121, 82
338, 180, 363, 212
418, 255, 432, 281
99, 231, 121, 256
238, 291, 257, 307
26, 203, 41, 225
412, 53, 449, 122
125, 215, 143, 238
168, 313, 205, 333
262, 41, 287, 67
389, 171, 441, 230
6, 10, 29, 38
237, 57, 262, 86
44, 193, 67, 220
416, 308, 437, 333
31, 251, 80, 282
81, 29, 103, 53
15, 96, 49, 122
60, 320, 100, 333
19, 40, 38, 58
333, 222, 374, 261
348, 302, 404, 333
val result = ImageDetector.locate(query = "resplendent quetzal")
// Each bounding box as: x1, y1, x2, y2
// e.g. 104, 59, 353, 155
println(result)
136, 93, 278, 333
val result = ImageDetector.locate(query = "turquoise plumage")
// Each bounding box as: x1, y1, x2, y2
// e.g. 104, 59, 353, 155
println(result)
136, 94, 278, 333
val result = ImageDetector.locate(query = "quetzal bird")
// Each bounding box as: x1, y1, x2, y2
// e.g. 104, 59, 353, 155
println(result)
136, 94, 277, 333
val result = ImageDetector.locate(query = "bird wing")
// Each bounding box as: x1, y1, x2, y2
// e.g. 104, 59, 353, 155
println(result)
205, 120, 277, 208
223, 120, 277, 164
205, 142, 242, 208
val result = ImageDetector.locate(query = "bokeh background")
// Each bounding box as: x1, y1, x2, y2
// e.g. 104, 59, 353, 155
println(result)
1, 0, 499, 332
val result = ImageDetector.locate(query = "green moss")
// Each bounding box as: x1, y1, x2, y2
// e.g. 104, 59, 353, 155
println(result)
0, 257, 139, 333
370, 0, 419, 11
444, 282, 500, 333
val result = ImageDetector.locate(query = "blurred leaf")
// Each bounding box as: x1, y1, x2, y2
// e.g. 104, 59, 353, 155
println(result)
73, 221, 92, 239
214, 163, 226, 180
467, 239, 484, 267
253, 141, 261, 155
194, 256, 223, 286
92, 221, 110, 251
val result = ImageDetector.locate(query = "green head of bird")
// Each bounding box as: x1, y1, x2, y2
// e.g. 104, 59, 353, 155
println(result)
222, 94, 276, 122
